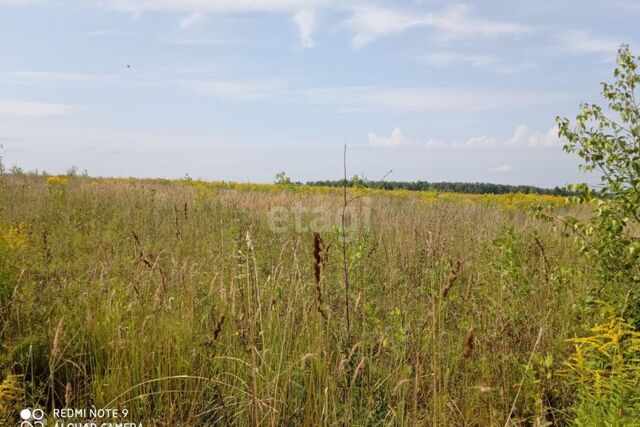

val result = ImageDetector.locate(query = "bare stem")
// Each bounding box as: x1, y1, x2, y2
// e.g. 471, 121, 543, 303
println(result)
341, 144, 351, 342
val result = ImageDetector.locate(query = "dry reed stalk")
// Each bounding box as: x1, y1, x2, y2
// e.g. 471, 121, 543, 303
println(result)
463, 327, 474, 359
312, 232, 328, 321
250, 346, 259, 425
464, 275, 476, 301
245, 230, 263, 344
372, 335, 387, 360
432, 259, 462, 425
353, 292, 363, 314
533, 236, 550, 284
52, 317, 64, 361
341, 144, 351, 342
50, 317, 64, 413
132, 232, 168, 306
440, 259, 462, 300
173, 205, 182, 239
313, 232, 322, 284
64, 382, 72, 407
350, 356, 366, 387
393, 378, 410, 396
42, 229, 51, 263
339, 341, 362, 375
213, 315, 225, 341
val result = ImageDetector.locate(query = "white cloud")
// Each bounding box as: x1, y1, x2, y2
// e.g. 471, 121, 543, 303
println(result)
0, 99, 77, 117
345, 4, 530, 48
507, 124, 562, 148
293, 9, 315, 48
83, 1, 530, 49
424, 4, 531, 41
84, 1, 329, 47
344, 6, 425, 48
368, 127, 410, 147
559, 30, 623, 56
369, 124, 562, 150
179, 12, 204, 29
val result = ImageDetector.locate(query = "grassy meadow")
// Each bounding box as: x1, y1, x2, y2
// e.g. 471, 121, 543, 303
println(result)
0, 173, 636, 425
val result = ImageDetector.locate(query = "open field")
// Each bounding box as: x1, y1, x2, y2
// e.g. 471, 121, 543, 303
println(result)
1, 174, 617, 426
1, 2, 639, 425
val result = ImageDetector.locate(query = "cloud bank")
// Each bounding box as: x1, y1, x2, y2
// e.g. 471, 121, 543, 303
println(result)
368, 124, 563, 150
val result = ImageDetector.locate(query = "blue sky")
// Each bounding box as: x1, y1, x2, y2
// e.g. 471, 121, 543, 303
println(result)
1, 0, 638, 186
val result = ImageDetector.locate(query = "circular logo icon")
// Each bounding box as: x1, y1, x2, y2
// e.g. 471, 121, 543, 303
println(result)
19, 407, 46, 426
19, 408, 32, 420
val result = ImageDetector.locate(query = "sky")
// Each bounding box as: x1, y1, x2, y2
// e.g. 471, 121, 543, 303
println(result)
0, 0, 639, 187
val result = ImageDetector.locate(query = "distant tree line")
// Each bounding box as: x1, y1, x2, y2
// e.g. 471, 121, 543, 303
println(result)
304, 179, 574, 196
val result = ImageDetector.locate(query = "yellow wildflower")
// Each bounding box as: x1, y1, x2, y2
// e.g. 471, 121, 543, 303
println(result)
47, 175, 69, 186
0, 222, 28, 250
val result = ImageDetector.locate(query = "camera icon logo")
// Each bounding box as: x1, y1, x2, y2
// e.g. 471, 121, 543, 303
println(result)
19, 408, 46, 426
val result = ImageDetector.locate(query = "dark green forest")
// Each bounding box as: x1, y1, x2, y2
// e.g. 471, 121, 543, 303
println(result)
304, 179, 573, 195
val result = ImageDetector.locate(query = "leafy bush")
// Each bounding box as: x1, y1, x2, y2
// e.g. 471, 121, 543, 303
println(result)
556, 44, 640, 424
557, 44, 640, 325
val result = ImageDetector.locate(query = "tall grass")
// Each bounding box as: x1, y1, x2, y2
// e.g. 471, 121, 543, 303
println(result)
0, 174, 609, 425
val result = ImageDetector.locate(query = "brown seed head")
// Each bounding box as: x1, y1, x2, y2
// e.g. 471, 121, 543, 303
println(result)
463, 327, 475, 359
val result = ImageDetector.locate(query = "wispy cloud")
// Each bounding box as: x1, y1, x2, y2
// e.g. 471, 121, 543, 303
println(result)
80, 1, 531, 49
344, 4, 531, 48
0, 99, 77, 117
368, 124, 562, 150
417, 52, 531, 74
558, 30, 623, 56
82, 0, 331, 48
179, 12, 204, 29
293, 9, 316, 48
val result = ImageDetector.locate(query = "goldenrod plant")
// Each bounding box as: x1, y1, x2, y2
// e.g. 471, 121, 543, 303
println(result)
564, 305, 640, 425
0, 374, 23, 424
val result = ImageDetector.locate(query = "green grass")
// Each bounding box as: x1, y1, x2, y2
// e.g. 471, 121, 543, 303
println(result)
0, 174, 613, 425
